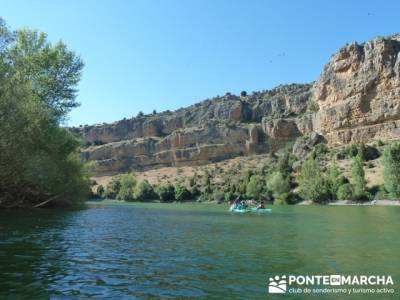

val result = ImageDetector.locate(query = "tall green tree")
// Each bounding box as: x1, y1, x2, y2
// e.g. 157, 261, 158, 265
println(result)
382, 143, 400, 199
276, 152, 291, 176
246, 175, 263, 200
0, 18, 88, 208
104, 178, 121, 199
298, 157, 329, 203
351, 154, 367, 199
117, 174, 137, 201
9, 29, 83, 120
327, 158, 341, 198
267, 171, 290, 199
134, 180, 155, 201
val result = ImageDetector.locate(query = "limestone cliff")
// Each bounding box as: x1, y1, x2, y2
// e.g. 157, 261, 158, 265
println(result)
314, 34, 400, 143
73, 34, 400, 175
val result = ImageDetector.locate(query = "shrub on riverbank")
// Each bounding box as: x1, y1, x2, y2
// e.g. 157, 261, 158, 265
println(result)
246, 175, 263, 200
336, 183, 353, 200
267, 171, 291, 200
104, 178, 121, 199
174, 185, 191, 201
134, 180, 155, 201
117, 174, 137, 201
155, 184, 175, 202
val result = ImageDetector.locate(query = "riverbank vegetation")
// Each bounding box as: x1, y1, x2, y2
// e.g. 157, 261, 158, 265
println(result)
0, 18, 89, 208
92, 137, 400, 205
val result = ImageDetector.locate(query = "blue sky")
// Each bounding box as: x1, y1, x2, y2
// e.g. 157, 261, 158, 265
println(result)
1, 0, 399, 126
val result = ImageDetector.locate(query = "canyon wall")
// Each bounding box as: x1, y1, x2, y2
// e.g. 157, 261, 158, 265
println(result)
72, 34, 400, 175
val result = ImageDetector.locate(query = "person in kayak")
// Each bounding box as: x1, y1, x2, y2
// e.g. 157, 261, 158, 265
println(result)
239, 200, 248, 210
256, 200, 265, 210
229, 196, 241, 210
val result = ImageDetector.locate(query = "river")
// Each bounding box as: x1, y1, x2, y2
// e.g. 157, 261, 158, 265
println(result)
0, 202, 399, 299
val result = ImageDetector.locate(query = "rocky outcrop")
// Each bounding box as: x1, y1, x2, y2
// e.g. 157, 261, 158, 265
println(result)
82, 123, 269, 174
313, 34, 400, 143
73, 34, 400, 174
73, 84, 312, 174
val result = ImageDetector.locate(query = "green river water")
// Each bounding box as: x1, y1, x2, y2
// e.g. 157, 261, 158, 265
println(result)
0, 202, 399, 299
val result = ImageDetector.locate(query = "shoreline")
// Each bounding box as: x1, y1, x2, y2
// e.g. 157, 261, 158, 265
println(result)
298, 200, 400, 206
88, 199, 400, 206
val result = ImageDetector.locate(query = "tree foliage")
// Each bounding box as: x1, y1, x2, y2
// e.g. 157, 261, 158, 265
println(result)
175, 185, 191, 201
298, 157, 329, 203
337, 183, 353, 200
0, 18, 88, 208
246, 175, 263, 200
327, 158, 342, 199
117, 174, 137, 201
267, 171, 291, 199
104, 178, 121, 199
155, 184, 175, 202
382, 143, 400, 199
133, 180, 155, 201
351, 155, 367, 199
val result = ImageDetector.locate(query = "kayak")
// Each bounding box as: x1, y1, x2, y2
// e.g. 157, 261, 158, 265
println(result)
251, 208, 272, 214
229, 205, 271, 214
231, 208, 251, 213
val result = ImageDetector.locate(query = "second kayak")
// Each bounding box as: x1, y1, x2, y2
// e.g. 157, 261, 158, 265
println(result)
251, 208, 272, 214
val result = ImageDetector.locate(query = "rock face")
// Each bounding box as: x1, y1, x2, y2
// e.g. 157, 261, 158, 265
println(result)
73, 34, 400, 175
313, 34, 400, 143
73, 84, 312, 174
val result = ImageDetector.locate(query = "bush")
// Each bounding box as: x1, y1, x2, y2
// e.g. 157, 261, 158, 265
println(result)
224, 191, 235, 202
382, 143, 400, 199
276, 152, 292, 175
134, 180, 155, 201
274, 193, 289, 205
347, 144, 359, 158
298, 158, 330, 203
175, 185, 191, 201
285, 192, 301, 204
364, 145, 380, 161
274, 192, 299, 205
96, 185, 105, 198
267, 171, 291, 199
203, 172, 212, 194
313, 143, 328, 157
136, 111, 144, 118
155, 184, 175, 202
104, 178, 121, 199
347, 143, 379, 161
337, 183, 353, 200
237, 181, 247, 196
308, 100, 319, 112
327, 158, 346, 199
351, 155, 367, 199
190, 186, 201, 199
246, 175, 263, 200
117, 174, 137, 201
212, 189, 225, 202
